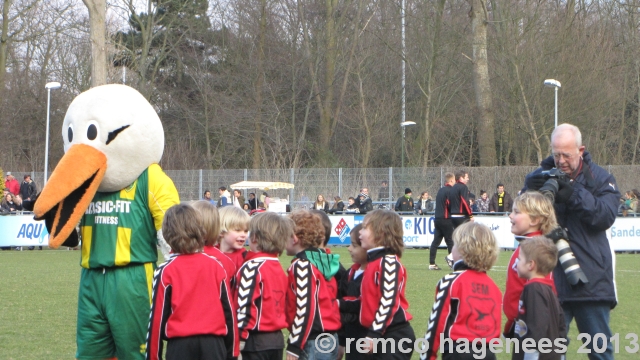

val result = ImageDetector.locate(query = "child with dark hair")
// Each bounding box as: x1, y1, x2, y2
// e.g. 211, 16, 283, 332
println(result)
352, 209, 415, 359
146, 204, 238, 360
285, 210, 341, 359
422, 222, 502, 360
235, 212, 294, 360
512, 236, 566, 360
337, 224, 369, 359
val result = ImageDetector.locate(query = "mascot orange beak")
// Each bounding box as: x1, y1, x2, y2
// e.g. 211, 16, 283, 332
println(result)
34, 144, 107, 248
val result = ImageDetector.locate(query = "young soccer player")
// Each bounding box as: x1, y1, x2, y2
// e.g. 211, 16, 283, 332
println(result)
218, 205, 250, 270
146, 203, 237, 360
285, 210, 341, 359
422, 222, 502, 360
337, 224, 369, 360
504, 192, 558, 337
512, 236, 567, 360
235, 212, 293, 360
191, 200, 237, 280
357, 210, 415, 359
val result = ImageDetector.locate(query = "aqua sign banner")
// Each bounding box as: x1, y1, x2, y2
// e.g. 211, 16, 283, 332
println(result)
0, 213, 49, 247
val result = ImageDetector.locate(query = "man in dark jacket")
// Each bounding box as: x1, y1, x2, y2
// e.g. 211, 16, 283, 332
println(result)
394, 188, 414, 212
524, 123, 619, 360
19, 175, 37, 201
488, 183, 513, 213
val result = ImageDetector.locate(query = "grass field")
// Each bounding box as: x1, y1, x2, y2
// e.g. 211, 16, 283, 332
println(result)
1, 248, 638, 359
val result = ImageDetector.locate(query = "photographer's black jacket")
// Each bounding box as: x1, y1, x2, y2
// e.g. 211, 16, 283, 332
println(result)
524, 151, 620, 307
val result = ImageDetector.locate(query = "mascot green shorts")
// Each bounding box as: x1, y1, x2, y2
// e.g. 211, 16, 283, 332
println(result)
76, 263, 155, 360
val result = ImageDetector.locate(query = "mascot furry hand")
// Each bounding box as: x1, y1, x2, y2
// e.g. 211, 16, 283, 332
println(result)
33, 84, 179, 359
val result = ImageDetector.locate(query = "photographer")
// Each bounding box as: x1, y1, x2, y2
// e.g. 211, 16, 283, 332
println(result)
524, 124, 619, 360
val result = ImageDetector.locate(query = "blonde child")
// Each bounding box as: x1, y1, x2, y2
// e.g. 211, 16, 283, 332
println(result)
146, 204, 237, 360
512, 236, 566, 360
235, 212, 293, 360
357, 210, 415, 359
285, 210, 341, 359
191, 200, 237, 280
504, 192, 558, 337
422, 222, 501, 360
218, 206, 251, 270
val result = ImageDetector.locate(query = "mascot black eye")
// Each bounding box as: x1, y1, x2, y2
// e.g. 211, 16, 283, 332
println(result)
87, 124, 98, 140
67, 125, 74, 142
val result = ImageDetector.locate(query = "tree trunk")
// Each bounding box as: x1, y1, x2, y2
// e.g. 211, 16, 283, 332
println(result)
0, 0, 10, 100
421, 0, 447, 169
469, 0, 496, 166
319, 0, 339, 155
83, 0, 107, 87
253, 0, 267, 169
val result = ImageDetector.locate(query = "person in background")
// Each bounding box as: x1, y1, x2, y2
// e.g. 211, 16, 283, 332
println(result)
218, 186, 231, 207
261, 192, 271, 210
232, 189, 245, 209
203, 190, 216, 205
242, 203, 251, 212
357, 188, 373, 214
395, 188, 415, 212
19, 174, 37, 202
489, 183, 513, 213
5, 172, 20, 195
313, 194, 330, 212
329, 196, 345, 213
248, 192, 258, 210
377, 180, 390, 201
415, 191, 434, 215
1, 193, 20, 212
346, 197, 358, 212
469, 193, 478, 213
475, 190, 490, 213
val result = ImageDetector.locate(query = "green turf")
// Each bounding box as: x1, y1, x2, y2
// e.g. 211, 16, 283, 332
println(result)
1, 248, 638, 359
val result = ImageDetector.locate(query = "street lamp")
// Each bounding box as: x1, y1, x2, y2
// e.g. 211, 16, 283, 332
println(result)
544, 79, 561, 128
44, 81, 61, 185
400, 121, 416, 170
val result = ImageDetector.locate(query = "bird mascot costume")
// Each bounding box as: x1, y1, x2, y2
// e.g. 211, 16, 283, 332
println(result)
33, 84, 179, 359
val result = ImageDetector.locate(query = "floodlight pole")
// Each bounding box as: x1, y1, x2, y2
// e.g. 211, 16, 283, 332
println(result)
44, 82, 62, 185
544, 79, 561, 128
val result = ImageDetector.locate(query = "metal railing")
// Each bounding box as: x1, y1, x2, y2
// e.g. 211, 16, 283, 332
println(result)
6, 165, 640, 209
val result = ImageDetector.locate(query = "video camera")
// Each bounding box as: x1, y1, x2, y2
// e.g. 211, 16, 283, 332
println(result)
538, 168, 568, 202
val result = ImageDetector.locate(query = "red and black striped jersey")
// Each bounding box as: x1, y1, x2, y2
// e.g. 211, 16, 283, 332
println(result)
145, 253, 239, 360
503, 232, 556, 336
235, 251, 288, 341
285, 251, 341, 357
204, 245, 238, 285
448, 181, 473, 217
359, 247, 412, 339
421, 262, 502, 360
434, 184, 453, 219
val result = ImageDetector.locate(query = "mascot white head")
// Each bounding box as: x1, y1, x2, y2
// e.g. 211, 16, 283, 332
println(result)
34, 84, 165, 248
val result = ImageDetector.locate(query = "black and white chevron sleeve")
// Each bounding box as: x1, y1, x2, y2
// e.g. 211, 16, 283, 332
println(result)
286, 259, 316, 357
420, 272, 460, 360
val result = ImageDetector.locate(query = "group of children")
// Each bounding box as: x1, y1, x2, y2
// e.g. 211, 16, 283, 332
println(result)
145, 191, 566, 360
423, 191, 566, 360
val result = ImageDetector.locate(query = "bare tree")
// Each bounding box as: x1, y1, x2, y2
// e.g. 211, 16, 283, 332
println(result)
468, 0, 496, 166
82, 0, 106, 87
